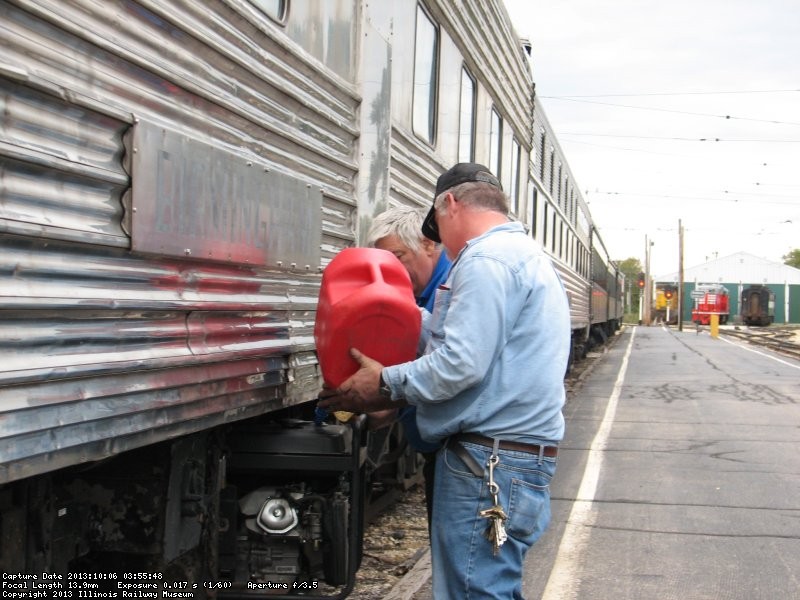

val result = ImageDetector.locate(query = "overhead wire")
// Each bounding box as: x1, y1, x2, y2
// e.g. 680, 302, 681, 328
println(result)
559, 133, 800, 142
536, 96, 800, 126
537, 89, 798, 258
589, 190, 798, 206
540, 88, 800, 98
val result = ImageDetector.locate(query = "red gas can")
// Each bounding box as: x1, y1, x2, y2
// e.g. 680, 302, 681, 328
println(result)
314, 248, 421, 388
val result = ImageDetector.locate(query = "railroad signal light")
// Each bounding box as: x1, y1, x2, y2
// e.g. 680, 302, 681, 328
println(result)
637, 272, 645, 288
665, 288, 673, 299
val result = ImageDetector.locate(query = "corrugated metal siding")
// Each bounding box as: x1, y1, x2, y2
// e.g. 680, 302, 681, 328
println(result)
0, 355, 317, 484
387, 0, 535, 211
0, 80, 130, 245
435, 0, 532, 148
790, 285, 800, 323
0, 0, 359, 483
666, 252, 800, 285
553, 262, 590, 331
532, 98, 587, 234
529, 100, 592, 331
389, 126, 442, 211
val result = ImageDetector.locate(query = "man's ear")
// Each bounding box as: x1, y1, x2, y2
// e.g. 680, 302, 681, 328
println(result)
420, 237, 437, 256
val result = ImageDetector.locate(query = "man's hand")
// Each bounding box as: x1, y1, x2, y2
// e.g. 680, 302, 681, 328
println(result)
318, 348, 396, 413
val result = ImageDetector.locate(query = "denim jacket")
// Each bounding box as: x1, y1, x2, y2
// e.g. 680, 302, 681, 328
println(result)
383, 221, 570, 445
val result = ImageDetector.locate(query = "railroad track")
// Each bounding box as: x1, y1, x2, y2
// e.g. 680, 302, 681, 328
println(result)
718, 326, 800, 361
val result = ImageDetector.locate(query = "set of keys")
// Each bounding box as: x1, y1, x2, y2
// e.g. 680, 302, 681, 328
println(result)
478, 453, 508, 555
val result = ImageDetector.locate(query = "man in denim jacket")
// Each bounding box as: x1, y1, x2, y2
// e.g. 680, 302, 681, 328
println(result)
321, 163, 570, 599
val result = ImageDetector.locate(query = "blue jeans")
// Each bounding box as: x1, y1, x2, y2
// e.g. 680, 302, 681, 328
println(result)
431, 440, 557, 599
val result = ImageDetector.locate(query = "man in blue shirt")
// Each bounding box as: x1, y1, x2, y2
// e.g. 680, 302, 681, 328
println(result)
321, 163, 570, 599
366, 206, 451, 525
366, 206, 451, 315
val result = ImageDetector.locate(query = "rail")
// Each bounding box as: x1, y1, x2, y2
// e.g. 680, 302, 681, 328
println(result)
717, 327, 800, 361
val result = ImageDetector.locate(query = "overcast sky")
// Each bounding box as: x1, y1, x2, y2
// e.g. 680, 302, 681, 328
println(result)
503, 0, 800, 278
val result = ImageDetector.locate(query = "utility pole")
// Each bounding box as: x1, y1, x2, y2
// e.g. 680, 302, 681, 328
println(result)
644, 235, 653, 325
678, 220, 684, 331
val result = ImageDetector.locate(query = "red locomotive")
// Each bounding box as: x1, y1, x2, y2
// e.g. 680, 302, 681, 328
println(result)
691, 284, 730, 325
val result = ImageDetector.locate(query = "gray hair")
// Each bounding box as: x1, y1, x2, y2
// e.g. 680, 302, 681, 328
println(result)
434, 181, 508, 215
366, 205, 428, 252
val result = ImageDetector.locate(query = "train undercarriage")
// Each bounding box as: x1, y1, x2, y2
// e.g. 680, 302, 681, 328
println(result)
0, 412, 405, 597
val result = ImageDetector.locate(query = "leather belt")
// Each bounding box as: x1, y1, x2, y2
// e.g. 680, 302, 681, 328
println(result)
451, 432, 558, 458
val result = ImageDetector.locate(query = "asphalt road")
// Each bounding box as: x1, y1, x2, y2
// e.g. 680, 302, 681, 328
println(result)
523, 325, 800, 600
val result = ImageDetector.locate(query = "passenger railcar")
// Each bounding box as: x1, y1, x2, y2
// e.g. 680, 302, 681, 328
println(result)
0, 0, 622, 589
741, 284, 775, 326
528, 93, 623, 359
589, 231, 624, 345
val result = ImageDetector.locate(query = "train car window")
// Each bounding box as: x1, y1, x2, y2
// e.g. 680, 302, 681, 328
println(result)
569, 188, 575, 224
570, 236, 575, 268
571, 233, 576, 266
557, 164, 563, 209
539, 128, 546, 181
249, 0, 288, 23
584, 246, 589, 277
542, 204, 549, 247
530, 186, 538, 239
458, 68, 476, 162
585, 247, 590, 278
573, 236, 578, 269
509, 138, 521, 214
573, 191, 578, 224
564, 186, 569, 221
577, 205, 590, 239
551, 214, 557, 253
413, 5, 439, 144
490, 108, 502, 177
567, 231, 572, 265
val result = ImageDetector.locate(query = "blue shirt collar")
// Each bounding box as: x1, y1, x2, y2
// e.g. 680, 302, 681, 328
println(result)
416, 251, 451, 312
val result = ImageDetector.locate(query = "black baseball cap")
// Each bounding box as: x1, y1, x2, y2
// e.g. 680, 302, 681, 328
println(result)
421, 163, 502, 242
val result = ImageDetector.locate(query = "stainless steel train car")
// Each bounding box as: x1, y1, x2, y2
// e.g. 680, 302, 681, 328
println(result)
528, 97, 623, 359
1, 0, 622, 590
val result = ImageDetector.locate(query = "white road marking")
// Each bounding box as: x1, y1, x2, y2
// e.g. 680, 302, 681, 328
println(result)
717, 334, 800, 370
541, 327, 636, 600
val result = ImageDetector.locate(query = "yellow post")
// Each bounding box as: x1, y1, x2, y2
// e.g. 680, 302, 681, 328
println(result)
710, 314, 719, 338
